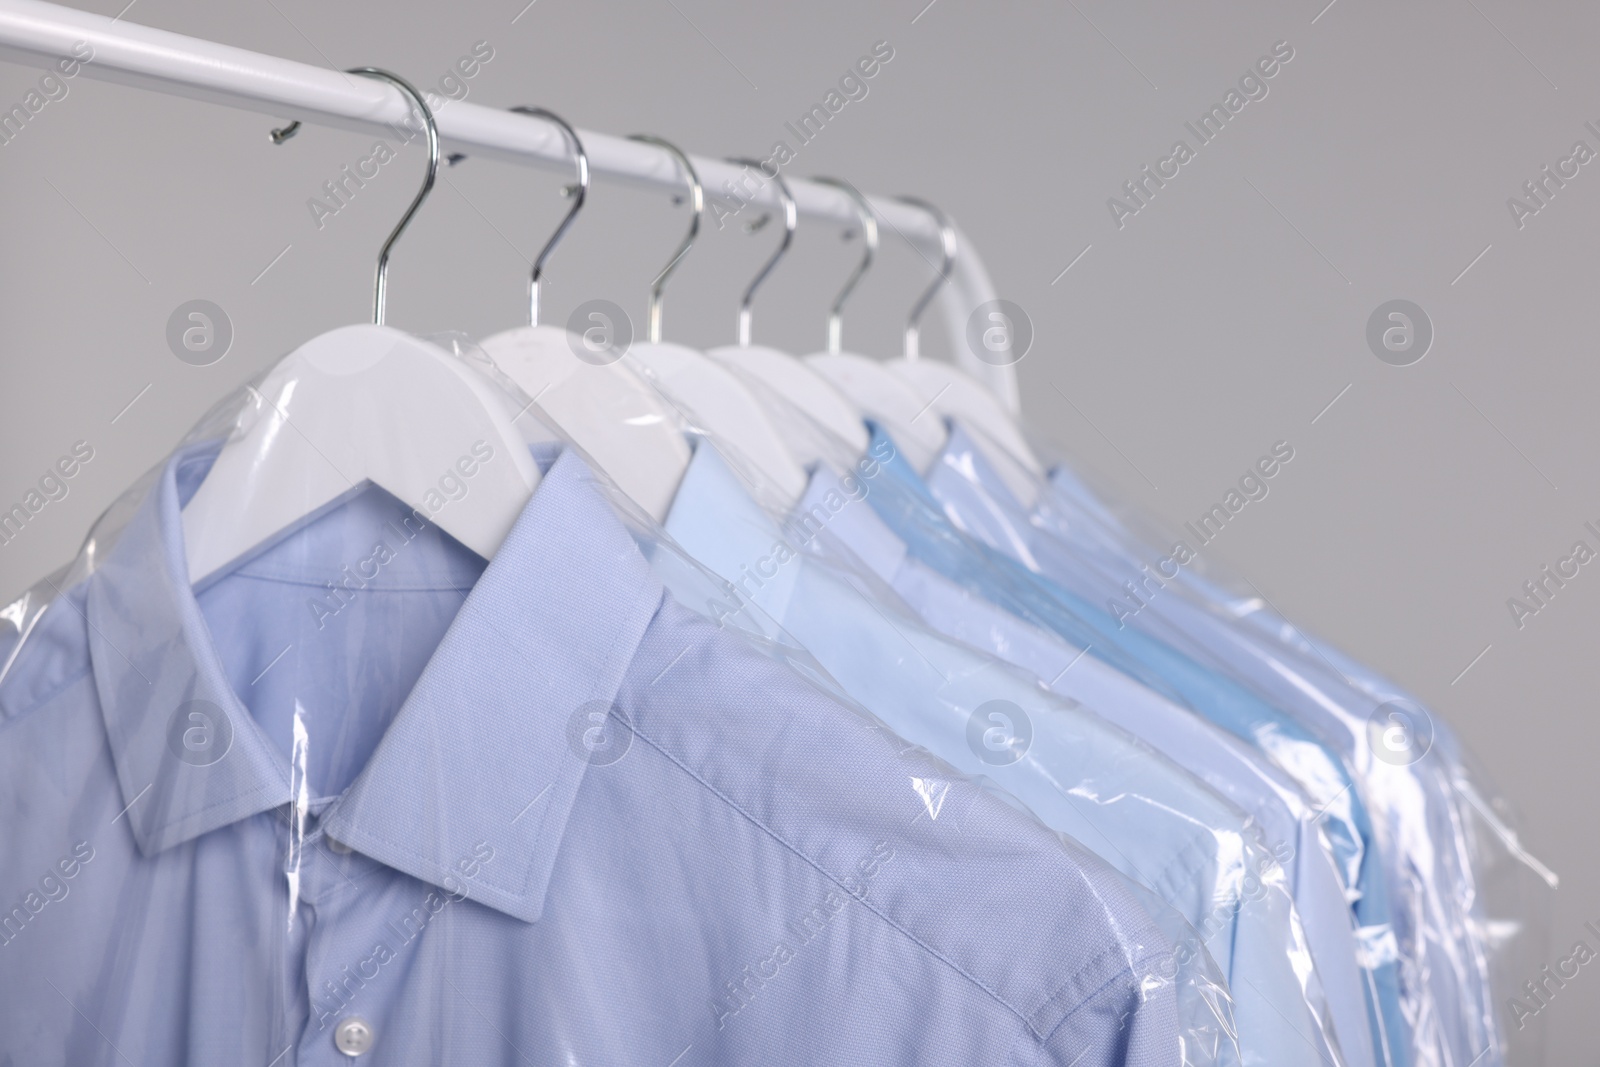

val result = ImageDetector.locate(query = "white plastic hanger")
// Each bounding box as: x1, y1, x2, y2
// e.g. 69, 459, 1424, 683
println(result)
622, 135, 809, 508
884, 196, 1044, 508
799, 178, 947, 474
477, 107, 689, 521
182, 69, 539, 584
704, 160, 868, 464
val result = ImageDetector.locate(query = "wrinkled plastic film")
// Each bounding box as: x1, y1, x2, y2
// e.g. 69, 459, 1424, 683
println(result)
813, 452, 1346, 1067
648, 445, 1255, 1066
949, 423, 1443, 1064
496, 343, 1249, 1066
3, 336, 1228, 1065
637, 362, 1344, 1067
657, 361, 1381, 1067
1002, 419, 1556, 1067
947, 430, 1429, 1054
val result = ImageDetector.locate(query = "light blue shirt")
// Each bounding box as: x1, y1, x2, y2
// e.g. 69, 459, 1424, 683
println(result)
663, 441, 1340, 1067
795, 458, 1377, 1067
0, 442, 1191, 1067
927, 424, 1425, 1067
1037, 451, 1522, 1067
851, 425, 1417, 1062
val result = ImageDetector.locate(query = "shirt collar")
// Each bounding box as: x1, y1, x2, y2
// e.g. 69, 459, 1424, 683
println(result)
925, 422, 1043, 571
792, 464, 907, 586
866, 422, 941, 508
663, 441, 802, 621
935, 422, 1027, 513
87, 444, 663, 924
853, 423, 1001, 584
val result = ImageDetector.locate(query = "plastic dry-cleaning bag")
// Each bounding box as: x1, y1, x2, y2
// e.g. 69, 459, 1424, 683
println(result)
0, 334, 1240, 1066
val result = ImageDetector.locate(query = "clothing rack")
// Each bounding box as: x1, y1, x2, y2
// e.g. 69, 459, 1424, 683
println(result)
0, 0, 1019, 411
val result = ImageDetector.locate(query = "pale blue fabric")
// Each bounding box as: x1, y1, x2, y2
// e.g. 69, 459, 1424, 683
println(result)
663, 441, 1339, 1067
0, 442, 1190, 1067
850, 425, 1415, 1063
926, 424, 1423, 1067
798, 460, 1377, 1067
1040, 452, 1516, 1067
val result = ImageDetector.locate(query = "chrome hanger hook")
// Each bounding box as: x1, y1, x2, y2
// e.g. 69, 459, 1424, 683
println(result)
894, 195, 957, 362
510, 107, 588, 328
350, 69, 438, 326
270, 69, 439, 325
726, 158, 795, 348
628, 134, 703, 344
811, 177, 877, 355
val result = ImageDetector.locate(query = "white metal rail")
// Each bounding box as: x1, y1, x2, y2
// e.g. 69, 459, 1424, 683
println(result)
0, 0, 1018, 409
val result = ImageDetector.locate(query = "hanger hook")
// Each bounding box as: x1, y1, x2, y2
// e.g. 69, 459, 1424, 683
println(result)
811, 177, 878, 355
628, 134, 703, 344
725, 158, 796, 348
270, 70, 439, 325
509, 107, 589, 328
352, 69, 439, 325
894, 195, 957, 362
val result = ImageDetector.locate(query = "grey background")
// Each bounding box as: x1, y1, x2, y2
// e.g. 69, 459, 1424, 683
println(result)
1, 0, 1595, 1057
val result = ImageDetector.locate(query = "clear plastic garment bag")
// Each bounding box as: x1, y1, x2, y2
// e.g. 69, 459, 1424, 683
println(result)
0, 83, 1238, 1067
0, 12, 1546, 1064
936, 417, 1557, 1067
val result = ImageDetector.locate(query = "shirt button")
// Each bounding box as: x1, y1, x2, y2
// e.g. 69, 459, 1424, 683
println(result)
326, 835, 353, 855
333, 1016, 375, 1056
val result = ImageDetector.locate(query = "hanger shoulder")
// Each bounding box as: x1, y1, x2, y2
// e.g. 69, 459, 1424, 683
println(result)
707, 344, 869, 457
803, 351, 947, 473
630, 341, 809, 506
483, 325, 690, 521
887, 358, 1043, 507
183, 324, 539, 584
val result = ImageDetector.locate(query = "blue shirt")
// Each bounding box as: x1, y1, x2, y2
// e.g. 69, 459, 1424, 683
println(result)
794, 459, 1377, 1067
662, 442, 1339, 1067
1036, 455, 1528, 1067
0, 442, 1189, 1067
851, 425, 1416, 1062
925, 424, 1421, 1067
